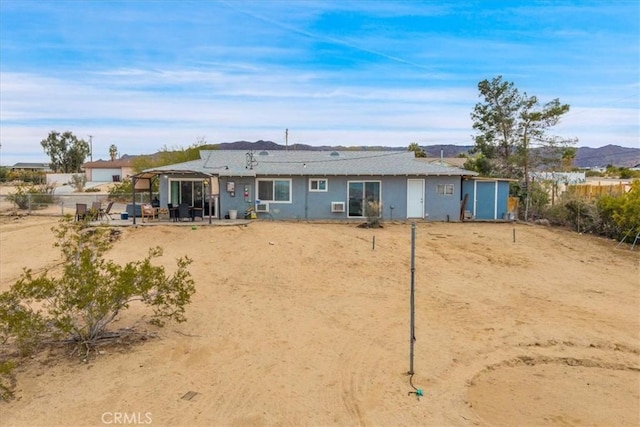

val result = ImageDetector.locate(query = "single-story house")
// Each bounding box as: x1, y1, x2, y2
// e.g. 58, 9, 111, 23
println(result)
131, 150, 487, 223
10, 162, 52, 172
82, 158, 135, 182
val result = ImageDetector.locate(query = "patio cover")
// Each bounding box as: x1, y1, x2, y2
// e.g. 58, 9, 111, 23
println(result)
131, 169, 218, 225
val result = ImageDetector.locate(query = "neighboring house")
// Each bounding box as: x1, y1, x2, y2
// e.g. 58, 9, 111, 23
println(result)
134, 150, 482, 222
10, 162, 52, 172
530, 171, 586, 185
82, 159, 135, 182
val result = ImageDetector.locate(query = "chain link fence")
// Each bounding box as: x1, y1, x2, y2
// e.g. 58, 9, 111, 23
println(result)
0, 193, 153, 217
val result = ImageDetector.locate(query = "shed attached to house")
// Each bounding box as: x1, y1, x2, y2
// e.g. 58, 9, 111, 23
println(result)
143, 150, 478, 221
462, 177, 515, 220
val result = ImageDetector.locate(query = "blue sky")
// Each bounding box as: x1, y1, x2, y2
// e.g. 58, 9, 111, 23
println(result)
1, 0, 638, 166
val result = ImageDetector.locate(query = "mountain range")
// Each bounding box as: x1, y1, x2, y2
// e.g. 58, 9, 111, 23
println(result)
209, 141, 639, 168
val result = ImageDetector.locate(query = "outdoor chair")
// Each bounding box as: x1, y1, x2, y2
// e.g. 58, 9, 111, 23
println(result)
91, 202, 102, 220
177, 203, 191, 222
75, 203, 88, 221
168, 203, 177, 221
141, 203, 158, 222
100, 201, 115, 220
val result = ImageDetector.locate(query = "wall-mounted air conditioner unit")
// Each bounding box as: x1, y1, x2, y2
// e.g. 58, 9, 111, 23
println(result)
256, 202, 269, 213
331, 201, 345, 212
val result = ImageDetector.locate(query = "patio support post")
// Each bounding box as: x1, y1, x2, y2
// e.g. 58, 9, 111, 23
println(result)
132, 176, 137, 225
208, 176, 213, 224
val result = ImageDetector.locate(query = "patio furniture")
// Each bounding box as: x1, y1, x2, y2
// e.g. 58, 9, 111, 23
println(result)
126, 204, 143, 217
141, 204, 158, 222
91, 202, 102, 220
168, 203, 177, 221
177, 203, 191, 221
190, 207, 203, 221
75, 203, 88, 221
100, 201, 115, 220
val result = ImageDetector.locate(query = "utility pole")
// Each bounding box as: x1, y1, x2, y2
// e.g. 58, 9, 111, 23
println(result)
285, 128, 288, 151
88, 135, 93, 162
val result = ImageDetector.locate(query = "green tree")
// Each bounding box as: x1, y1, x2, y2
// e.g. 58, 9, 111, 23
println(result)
407, 142, 426, 158
463, 154, 493, 175
0, 218, 195, 356
40, 131, 90, 173
131, 139, 209, 173
471, 76, 575, 180
471, 76, 575, 219
561, 147, 578, 171
109, 144, 118, 161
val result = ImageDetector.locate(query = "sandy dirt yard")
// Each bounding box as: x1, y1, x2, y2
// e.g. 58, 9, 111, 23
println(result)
0, 216, 638, 426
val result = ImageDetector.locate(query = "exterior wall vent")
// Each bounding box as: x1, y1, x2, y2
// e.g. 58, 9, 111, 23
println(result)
256, 202, 269, 213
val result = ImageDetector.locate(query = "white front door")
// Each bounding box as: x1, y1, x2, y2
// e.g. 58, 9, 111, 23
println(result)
407, 179, 424, 218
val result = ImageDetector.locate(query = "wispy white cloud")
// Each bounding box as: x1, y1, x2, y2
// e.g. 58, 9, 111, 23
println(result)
1, 1, 638, 166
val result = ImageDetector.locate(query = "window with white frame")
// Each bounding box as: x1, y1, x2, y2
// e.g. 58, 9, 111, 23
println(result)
309, 178, 328, 192
436, 184, 454, 195
257, 178, 292, 202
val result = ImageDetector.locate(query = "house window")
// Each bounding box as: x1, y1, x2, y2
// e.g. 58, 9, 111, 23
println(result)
257, 178, 292, 202
436, 184, 454, 195
309, 178, 328, 192
348, 181, 381, 217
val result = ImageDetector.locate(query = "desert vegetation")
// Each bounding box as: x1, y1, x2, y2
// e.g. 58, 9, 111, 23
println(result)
0, 217, 195, 399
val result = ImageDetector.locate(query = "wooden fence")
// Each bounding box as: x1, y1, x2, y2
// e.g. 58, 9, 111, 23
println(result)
565, 182, 630, 200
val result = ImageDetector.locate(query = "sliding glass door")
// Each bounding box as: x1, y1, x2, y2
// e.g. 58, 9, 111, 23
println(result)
348, 181, 381, 217
170, 179, 204, 208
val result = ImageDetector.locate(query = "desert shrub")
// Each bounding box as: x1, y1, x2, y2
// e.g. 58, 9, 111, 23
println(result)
543, 203, 570, 226
0, 218, 195, 360
527, 181, 550, 220
364, 201, 382, 228
6, 170, 46, 184
603, 180, 640, 241
6, 183, 55, 209
68, 174, 87, 192
108, 179, 133, 201
545, 180, 639, 240
564, 198, 596, 233
584, 170, 604, 177
0, 360, 15, 401
0, 292, 47, 356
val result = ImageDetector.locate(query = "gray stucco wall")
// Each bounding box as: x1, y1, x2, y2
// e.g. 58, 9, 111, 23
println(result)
162, 174, 466, 221
424, 176, 462, 221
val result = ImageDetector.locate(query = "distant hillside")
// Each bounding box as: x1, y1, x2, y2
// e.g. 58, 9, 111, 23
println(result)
146, 141, 638, 168
214, 140, 408, 152
574, 144, 640, 168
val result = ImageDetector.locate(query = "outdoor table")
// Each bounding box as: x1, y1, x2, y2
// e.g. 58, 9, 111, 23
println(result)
190, 207, 203, 221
